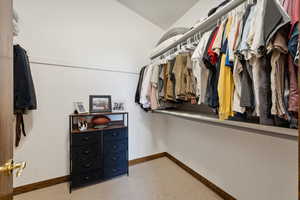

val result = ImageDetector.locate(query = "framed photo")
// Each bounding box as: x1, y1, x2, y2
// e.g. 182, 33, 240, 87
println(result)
112, 102, 125, 112
74, 102, 88, 114
89, 95, 112, 113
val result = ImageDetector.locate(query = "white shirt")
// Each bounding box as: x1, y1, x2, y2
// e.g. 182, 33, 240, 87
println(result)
139, 65, 154, 108
191, 31, 212, 104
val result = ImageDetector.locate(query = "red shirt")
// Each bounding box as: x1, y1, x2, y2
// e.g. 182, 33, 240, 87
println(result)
207, 26, 220, 65
283, 0, 300, 33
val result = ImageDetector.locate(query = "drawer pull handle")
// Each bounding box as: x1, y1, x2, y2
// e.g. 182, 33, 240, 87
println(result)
83, 150, 90, 155
112, 157, 117, 161
84, 176, 90, 180
112, 133, 118, 137
113, 145, 118, 149
83, 137, 89, 141
112, 169, 117, 172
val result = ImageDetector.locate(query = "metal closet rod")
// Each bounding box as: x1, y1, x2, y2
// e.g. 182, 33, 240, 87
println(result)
150, 0, 248, 60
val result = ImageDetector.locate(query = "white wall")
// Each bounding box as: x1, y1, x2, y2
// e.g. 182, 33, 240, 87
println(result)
14, 0, 162, 72
167, 1, 298, 200
13, 0, 167, 187
171, 0, 219, 28
166, 117, 297, 200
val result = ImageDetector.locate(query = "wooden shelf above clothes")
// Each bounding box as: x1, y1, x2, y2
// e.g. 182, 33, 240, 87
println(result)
153, 110, 298, 141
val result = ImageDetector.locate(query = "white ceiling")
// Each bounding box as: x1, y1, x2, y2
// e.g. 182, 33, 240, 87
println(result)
116, 0, 199, 29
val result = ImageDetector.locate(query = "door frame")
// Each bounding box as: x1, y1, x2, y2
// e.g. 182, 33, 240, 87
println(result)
0, 0, 14, 199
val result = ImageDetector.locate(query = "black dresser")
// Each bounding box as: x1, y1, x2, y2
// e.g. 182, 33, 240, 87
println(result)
69, 112, 128, 192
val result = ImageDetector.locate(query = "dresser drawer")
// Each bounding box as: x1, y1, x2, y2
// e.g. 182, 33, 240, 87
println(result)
72, 157, 102, 173
103, 139, 128, 154
72, 144, 100, 162
104, 151, 127, 167
103, 164, 128, 179
103, 128, 127, 141
72, 170, 102, 188
72, 132, 100, 146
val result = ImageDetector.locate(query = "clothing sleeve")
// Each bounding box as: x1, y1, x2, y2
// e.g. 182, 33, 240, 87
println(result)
140, 66, 153, 108
227, 12, 237, 61
247, 2, 260, 55
233, 16, 243, 52
135, 67, 146, 103
192, 31, 212, 63
250, 0, 291, 56
212, 20, 226, 55
139, 67, 148, 105
150, 65, 160, 87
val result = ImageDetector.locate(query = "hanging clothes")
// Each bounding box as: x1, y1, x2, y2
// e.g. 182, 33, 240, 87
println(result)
139, 65, 153, 109
239, 59, 255, 111
150, 65, 160, 110
212, 19, 227, 55
135, 66, 147, 104
185, 56, 197, 102
217, 16, 235, 120
191, 31, 212, 104
283, 0, 300, 35
287, 55, 299, 112
203, 27, 220, 108
172, 53, 194, 101
232, 58, 247, 113
232, 6, 248, 113
288, 22, 299, 59
283, 0, 300, 113
252, 56, 274, 125
287, 24, 299, 111
246, 0, 291, 124
235, 4, 256, 114
248, 0, 291, 56
165, 59, 176, 101
158, 64, 165, 100
227, 6, 245, 62
134, 0, 299, 129
267, 30, 289, 118
14, 45, 37, 147
237, 4, 256, 60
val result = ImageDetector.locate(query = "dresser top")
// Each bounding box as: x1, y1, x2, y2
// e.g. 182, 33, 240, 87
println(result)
70, 112, 128, 117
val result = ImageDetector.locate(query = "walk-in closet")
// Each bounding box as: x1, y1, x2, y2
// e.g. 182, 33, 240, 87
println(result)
0, 0, 298, 200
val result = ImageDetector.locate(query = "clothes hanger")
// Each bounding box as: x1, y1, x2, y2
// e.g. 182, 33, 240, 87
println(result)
186, 38, 197, 51
180, 42, 191, 54
196, 32, 202, 44
195, 34, 199, 42
175, 43, 182, 54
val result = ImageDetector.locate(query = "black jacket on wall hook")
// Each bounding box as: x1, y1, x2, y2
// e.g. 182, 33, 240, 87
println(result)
14, 44, 37, 147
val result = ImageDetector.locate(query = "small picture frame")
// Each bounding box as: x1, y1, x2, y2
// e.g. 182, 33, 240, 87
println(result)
74, 102, 88, 114
89, 95, 112, 113
112, 102, 125, 112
